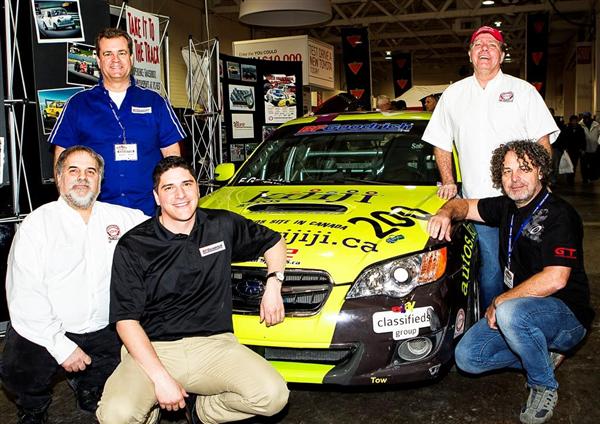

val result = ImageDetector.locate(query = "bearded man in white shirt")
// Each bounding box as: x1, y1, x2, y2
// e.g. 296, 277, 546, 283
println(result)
2, 146, 147, 424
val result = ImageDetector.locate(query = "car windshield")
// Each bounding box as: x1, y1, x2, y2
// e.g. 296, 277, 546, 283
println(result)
232, 121, 439, 186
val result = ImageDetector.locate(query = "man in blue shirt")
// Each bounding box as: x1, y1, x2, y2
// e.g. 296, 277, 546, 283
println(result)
49, 28, 185, 215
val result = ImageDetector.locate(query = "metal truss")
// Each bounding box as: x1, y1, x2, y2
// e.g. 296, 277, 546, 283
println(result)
2, 0, 34, 225
182, 38, 222, 191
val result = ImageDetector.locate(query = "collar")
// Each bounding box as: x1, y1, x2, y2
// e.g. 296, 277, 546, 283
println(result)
153, 207, 208, 241
56, 196, 98, 222
98, 75, 137, 90
472, 69, 503, 91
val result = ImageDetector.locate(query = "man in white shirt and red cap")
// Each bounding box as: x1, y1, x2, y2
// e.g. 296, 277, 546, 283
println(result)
422, 26, 559, 311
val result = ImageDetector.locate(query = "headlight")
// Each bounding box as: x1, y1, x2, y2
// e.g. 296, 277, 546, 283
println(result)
346, 247, 447, 299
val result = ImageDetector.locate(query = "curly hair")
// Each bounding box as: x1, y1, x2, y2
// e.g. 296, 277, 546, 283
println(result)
490, 140, 552, 191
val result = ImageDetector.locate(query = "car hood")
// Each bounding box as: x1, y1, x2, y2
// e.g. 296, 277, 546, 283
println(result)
199, 185, 445, 283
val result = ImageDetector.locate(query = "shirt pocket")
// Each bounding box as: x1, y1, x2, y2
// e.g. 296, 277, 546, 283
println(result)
489, 98, 528, 141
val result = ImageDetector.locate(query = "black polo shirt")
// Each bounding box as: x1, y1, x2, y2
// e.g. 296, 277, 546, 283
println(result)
109, 208, 281, 341
478, 188, 594, 328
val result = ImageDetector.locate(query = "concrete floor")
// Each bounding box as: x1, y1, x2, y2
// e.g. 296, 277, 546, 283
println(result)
1, 180, 599, 424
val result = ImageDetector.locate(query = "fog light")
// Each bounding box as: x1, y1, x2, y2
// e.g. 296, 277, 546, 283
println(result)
397, 337, 433, 361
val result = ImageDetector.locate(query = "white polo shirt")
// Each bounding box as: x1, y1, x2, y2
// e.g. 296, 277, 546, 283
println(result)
6, 197, 147, 364
422, 70, 559, 198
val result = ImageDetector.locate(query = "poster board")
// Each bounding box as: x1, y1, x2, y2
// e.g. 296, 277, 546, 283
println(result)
29, 0, 110, 183
220, 54, 302, 165
233, 35, 333, 90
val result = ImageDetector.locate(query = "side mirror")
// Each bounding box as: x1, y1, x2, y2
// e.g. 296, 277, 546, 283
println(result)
214, 163, 235, 183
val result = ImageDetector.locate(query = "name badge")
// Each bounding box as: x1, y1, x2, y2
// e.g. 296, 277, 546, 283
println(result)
199, 241, 226, 257
132, 106, 152, 114
503, 267, 514, 289
115, 144, 138, 161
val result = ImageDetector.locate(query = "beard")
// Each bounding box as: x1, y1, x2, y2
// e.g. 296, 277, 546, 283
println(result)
505, 184, 539, 206
62, 179, 99, 209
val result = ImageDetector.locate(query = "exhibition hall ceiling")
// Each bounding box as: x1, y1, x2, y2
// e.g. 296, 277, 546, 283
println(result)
209, 0, 595, 74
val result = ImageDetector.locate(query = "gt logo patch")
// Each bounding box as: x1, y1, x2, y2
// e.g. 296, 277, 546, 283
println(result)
554, 247, 576, 259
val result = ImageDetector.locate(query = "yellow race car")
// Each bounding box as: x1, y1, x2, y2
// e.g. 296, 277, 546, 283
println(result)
43, 100, 65, 120
201, 111, 480, 386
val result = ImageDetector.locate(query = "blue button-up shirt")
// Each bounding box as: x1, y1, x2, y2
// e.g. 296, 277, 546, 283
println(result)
49, 77, 186, 215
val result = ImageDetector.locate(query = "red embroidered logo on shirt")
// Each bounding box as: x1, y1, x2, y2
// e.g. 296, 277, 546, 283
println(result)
554, 247, 577, 259
499, 91, 514, 102
106, 225, 121, 242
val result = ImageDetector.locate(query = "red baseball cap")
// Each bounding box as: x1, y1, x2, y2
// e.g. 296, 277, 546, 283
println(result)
470, 26, 504, 44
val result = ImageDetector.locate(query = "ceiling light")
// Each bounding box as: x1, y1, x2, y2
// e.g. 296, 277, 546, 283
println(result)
385, 56, 392, 60
494, 21, 502, 27
386, 50, 392, 55
239, 0, 332, 27
482, 0, 495, 5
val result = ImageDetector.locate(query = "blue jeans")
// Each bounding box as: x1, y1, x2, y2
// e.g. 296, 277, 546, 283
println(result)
455, 297, 586, 390
474, 223, 503, 309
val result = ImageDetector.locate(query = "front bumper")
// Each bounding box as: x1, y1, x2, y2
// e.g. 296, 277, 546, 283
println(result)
234, 279, 457, 386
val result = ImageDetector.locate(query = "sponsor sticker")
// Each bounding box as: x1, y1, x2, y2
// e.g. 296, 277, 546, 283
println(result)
454, 308, 465, 338
199, 241, 226, 257
131, 106, 152, 114
372, 307, 433, 340
295, 122, 414, 136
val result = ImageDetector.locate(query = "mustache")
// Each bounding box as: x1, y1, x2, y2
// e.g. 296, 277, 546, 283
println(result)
70, 177, 91, 187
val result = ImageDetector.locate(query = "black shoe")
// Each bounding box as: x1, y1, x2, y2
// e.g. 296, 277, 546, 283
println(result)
17, 408, 48, 424
75, 387, 101, 414
185, 394, 203, 424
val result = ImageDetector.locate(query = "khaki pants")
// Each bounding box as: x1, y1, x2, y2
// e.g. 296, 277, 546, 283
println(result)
96, 333, 289, 424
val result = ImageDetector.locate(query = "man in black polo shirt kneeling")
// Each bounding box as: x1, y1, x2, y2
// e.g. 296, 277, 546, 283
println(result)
427, 141, 594, 424
96, 156, 289, 424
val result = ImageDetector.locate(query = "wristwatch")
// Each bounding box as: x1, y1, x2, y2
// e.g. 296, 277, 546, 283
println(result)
266, 271, 285, 283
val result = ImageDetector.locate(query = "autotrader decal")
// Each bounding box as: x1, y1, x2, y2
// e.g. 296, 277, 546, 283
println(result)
461, 225, 477, 296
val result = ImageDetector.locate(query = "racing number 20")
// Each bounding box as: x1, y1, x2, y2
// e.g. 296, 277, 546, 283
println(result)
348, 210, 415, 239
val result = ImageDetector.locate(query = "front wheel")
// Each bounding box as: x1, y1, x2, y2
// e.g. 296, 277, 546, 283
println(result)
465, 275, 481, 329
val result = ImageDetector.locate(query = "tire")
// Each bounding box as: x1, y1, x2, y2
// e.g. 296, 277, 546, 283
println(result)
465, 271, 481, 329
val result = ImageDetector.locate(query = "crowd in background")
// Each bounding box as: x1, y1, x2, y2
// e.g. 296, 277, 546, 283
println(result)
550, 109, 600, 185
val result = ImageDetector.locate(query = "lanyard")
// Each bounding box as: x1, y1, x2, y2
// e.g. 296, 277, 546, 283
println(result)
507, 192, 549, 269
106, 91, 127, 144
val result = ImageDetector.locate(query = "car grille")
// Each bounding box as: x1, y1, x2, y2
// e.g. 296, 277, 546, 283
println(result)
250, 345, 356, 365
231, 267, 332, 316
